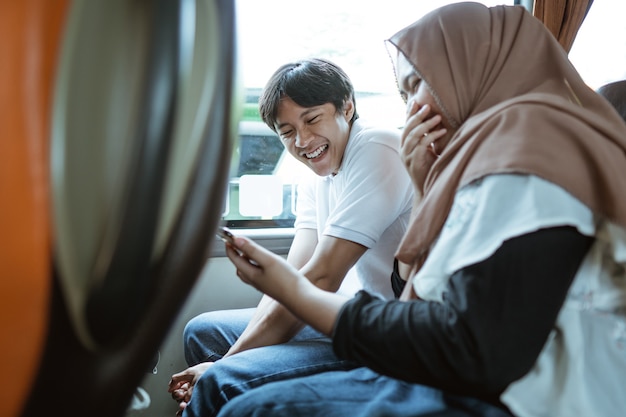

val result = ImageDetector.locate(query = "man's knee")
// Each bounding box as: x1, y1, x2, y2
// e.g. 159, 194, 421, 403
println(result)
183, 313, 212, 346
183, 311, 231, 365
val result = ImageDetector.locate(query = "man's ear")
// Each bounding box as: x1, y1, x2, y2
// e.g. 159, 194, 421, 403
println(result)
343, 99, 355, 121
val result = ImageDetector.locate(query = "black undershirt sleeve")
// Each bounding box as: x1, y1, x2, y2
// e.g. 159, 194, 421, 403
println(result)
390, 258, 406, 298
332, 226, 593, 399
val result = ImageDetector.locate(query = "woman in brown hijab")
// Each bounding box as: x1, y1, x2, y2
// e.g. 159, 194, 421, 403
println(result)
214, 3, 626, 417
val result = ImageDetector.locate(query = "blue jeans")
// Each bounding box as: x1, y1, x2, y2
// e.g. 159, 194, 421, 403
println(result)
183, 308, 328, 364
181, 308, 357, 417
217, 367, 515, 417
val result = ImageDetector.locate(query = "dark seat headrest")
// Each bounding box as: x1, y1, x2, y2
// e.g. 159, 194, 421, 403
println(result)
596, 80, 626, 123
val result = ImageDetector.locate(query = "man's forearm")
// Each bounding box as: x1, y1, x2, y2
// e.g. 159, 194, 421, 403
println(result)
223, 295, 305, 357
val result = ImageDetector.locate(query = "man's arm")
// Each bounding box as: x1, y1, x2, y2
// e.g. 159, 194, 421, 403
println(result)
224, 228, 366, 357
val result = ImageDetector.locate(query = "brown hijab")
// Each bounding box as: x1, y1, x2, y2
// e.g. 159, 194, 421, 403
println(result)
387, 2, 626, 269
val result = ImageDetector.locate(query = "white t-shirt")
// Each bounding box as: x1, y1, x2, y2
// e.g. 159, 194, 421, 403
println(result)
294, 119, 413, 300
414, 173, 626, 417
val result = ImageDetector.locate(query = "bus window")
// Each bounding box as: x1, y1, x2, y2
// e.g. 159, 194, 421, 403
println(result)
224, 0, 514, 230
568, 0, 626, 89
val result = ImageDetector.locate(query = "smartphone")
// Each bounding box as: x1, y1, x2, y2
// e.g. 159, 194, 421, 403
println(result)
215, 226, 258, 265
216, 226, 235, 245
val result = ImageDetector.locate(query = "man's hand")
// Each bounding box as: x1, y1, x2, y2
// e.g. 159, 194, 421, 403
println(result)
167, 362, 213, 416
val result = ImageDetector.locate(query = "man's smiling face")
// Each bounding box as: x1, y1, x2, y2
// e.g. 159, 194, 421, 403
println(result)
275, 97, 354, 177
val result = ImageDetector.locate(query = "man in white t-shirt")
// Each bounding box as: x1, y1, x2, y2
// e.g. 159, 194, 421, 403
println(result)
168, 58, 414, 416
